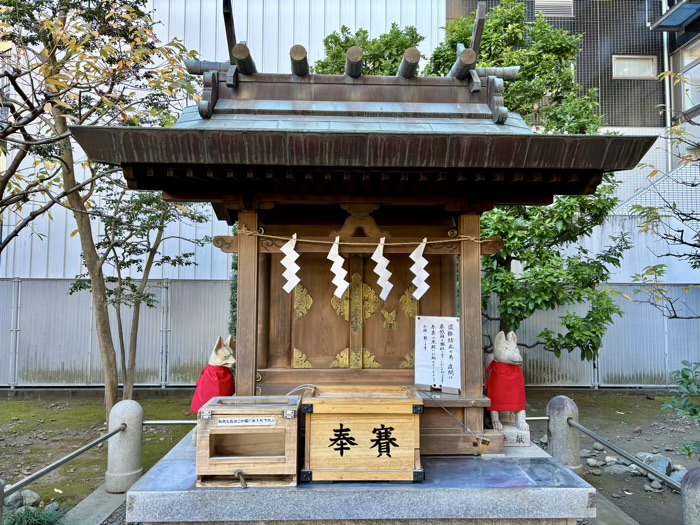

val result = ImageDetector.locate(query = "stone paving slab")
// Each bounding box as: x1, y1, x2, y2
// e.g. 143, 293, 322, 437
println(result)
62, 484, 125, 525
127, 436, 596, 524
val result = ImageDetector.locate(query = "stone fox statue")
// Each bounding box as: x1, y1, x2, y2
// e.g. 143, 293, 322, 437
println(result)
190, 336, 236, 413
485, 331, 529, 431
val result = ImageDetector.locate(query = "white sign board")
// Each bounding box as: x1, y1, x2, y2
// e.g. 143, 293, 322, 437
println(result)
217, 417, 276, 427
414, 316, 462, 394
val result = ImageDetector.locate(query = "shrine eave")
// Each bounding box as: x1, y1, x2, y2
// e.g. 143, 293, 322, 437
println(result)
70, 125, 655, 206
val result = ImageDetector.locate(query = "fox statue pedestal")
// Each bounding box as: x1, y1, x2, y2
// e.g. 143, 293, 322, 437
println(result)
502, 424, 531, 447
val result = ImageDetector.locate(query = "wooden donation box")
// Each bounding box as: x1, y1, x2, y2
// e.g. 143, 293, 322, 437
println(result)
301, 386, 424, 482
196, 396, 301, 487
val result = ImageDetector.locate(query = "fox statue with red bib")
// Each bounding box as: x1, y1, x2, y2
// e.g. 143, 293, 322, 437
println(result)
485, 331, 529, 432
191, 336, 236, 413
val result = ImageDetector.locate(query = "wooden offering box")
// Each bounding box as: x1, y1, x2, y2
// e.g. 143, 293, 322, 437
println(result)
301, 386, 423, 482
196, 396, 301, 487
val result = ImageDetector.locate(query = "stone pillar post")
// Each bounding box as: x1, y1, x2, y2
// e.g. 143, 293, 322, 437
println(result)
683, 467, 700, 525
105, 400, 144, 493
546, 396, 581, 470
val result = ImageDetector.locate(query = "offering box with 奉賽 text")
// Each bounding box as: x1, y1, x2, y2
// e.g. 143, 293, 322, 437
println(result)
196, 395, 301, 487
301, 385, 423, 482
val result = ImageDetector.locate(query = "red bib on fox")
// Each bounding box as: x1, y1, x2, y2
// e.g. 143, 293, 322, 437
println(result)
485, 361, 526, 412
191, 365, 235, 412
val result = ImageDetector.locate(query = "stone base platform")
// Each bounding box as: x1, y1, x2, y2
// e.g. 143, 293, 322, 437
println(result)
502, 424, 531, 447
127, 434, 595, 525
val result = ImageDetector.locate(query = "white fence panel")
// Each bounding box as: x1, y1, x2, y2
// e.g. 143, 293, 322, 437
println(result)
665, 286, 700, 379
0, 279, 15, 386
15, 280, 93, 385
86, 284, 165, 386
166, 280, 231, 385
599, 285, 670, 386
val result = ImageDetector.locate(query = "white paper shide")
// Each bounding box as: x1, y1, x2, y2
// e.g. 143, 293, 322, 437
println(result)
280, 233, 301, 294
409, 238, 430, 300
371, 237, 394, 301
327, 236, 350, 298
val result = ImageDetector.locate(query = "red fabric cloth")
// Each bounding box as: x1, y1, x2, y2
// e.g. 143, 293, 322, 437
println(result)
190, 365, 235, 413
485, 361, 526, 412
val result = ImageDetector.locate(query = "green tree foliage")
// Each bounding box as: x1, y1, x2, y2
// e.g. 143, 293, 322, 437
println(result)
663, 360, 700, 456
312, 23, 424, 76
427, 0, 623, 360
424, 0, 600, 133
481, 190, 630, 360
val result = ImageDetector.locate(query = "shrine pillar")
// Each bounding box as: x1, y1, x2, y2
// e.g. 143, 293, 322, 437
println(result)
236, 210, 259, 395
459, 214, 483, 431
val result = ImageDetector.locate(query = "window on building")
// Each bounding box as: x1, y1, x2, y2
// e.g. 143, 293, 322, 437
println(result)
534, 0, 574, 18
682, 62, 700, 111
612, 55, 658, 80
681, 38, 700, 68
676, 38, 700, 112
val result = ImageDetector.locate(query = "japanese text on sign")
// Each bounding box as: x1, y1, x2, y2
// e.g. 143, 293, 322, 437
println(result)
414, 316, 462, 394
218, 417, 276, 427
328, 423, 400, 458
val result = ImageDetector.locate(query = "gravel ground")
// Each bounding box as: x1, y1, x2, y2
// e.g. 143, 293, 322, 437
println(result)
100, 502, 136, 525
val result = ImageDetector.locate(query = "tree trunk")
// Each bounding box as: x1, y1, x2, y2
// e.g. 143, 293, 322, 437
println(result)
125, 210, 166, 399
54, 112, 118, 419
113, 258, 129, 398
126, 302, 141, 399
115, 304, 128, 398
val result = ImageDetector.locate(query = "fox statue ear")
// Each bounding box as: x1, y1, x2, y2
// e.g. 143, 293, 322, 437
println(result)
224, 335, 235, 350
214, 336, 224, 353
506, 331, 517, 345
494, 331, 506, 347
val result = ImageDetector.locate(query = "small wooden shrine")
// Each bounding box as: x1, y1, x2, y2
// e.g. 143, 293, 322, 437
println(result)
72, 2, 654, 456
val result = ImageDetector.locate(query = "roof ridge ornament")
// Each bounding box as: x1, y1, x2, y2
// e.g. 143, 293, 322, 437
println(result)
488, 76, 508, 124
448, 2, 485, 81
223, 0, 237, 65
183, 0, 523, 122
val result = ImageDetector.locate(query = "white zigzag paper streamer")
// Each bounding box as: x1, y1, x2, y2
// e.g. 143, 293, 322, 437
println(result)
371, 237, 393, 301
409, 238, 430, 300
280, 233, 301, 294
327, 236, 350, 298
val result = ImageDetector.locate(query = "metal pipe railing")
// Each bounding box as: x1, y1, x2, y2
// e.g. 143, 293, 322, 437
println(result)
567, 417, 681, 491
3, 423, 127, 498
143, 420, 196, 426
525, 416, 550, 421
0, 422, 127, 522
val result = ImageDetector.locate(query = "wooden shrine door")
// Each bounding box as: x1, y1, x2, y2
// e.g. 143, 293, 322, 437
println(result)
289, 253, 448, 371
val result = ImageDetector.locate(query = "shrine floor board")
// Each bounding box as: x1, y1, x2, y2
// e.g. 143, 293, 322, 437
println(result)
127, 430, 595, 525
